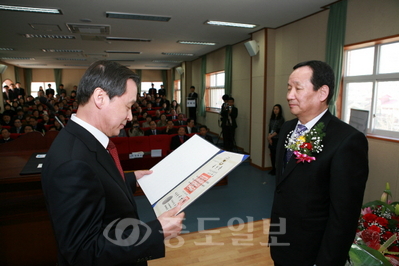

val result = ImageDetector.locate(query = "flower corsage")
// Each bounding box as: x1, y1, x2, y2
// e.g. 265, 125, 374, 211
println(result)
285, 122, 326, 163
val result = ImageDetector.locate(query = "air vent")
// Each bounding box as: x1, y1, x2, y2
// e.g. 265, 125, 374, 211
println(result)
56, 58, 87, 61
25, 34, 75, 39
42, 49, 83, 53
83, 53, 108, 58
106, 11, 170, 22
66, 23, 110, 34
1, 57, 35, 60
106, 37, 151, 42
105, 50, 141, 54
162, 52, 194, 56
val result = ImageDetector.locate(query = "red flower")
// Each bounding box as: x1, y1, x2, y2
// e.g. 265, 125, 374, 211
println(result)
363, 213, 378, 223
368, 225, 381, 233
300, 142, 312, 150
382, 231, 394, 240
376, 217, 389, 227
389, 245, 399, 252
360, 229, 381, 250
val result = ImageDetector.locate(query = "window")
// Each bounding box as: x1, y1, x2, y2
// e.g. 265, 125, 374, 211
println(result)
174, 80, 181, 104
140, 82, 163, 96
205, 71, 225, 109
342, 39, 399, 138
31, 82, 56, 97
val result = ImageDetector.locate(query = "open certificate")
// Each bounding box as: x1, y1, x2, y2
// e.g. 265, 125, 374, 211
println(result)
138, 134, 249, 217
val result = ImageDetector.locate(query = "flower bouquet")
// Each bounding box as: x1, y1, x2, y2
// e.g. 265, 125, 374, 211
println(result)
348, 183, 399, 266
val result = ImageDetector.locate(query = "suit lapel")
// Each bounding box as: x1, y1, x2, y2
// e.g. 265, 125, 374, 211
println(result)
277, 111, 333, 186
66, 121, 136, 206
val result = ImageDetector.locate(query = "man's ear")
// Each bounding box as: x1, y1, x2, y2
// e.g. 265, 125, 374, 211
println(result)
93, 87, 108, 109
318, 85, 329, 102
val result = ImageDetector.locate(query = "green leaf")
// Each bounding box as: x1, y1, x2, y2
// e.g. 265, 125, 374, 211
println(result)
362, 200, 395, 212
349, 244, 392, 266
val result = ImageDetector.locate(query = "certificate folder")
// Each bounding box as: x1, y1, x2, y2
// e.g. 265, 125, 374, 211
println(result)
138, 134, 249, 216
20, 153, 46, 175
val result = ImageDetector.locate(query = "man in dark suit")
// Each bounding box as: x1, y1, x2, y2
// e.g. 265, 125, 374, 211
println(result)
173, 113, 187, 126
2, 85, 14, 103
158, 85, 166, 96
148, 83, 156, 96
10, 118, 23, 133
45, 84, 55, 98
42, 60, 184, 266
144, 121, 162, 136
199, 125, 214, 144
170, 127, 189, 150
14, 82, 26, 99
0, 128, 13, 143
162, 120, 178, 135
185, 118, 198, 134
188, 85, 198, 123
220, 97, 237, 151
269, 60, 368, 266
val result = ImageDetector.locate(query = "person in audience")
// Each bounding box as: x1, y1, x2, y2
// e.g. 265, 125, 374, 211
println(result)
148, 83, 157, 96
14, 109, 26, 121
267, 104, 285, 175
31, 110, 41, 120
30, 116, 45, 133
161, 95, 170, 109
170, 126, 189, 150
0, 128, 13, 143
158, 84, 166, 96
153, 97, 162, 108
26, 95, 35, 106
53, 119, 63, 131
69, 90, 77, 101
145, 120, 161, 136
199, 125, 214, 144
41, 60, 184, 266
1, 114, 12, 127
153, 110, 161, 121
14, 82, 26, 99
174, 113, 186, 126
46, 84, 55, 98
58, 114, 67, 125
72, 101, 78, 110
146, 102, 153, 111
142, 115, 152, 128
2, 104, 15, 117
3, 85, 14, 104
159, 102, 169, 112
220, 97, 238, 151
23, 124, 34, 133
162, 120, 178, 135
48, 126, 57, 131
185, 118, 198, 134
170, 109, 178, 120
58, 84, 67, 96
170, 100, 181, 114
269, 60, 368, 266
188, 86, 198, 123
11, 119, 23, 133
157, 113, 168, 127
128, 121, 144, 137
41, 114, 52, 126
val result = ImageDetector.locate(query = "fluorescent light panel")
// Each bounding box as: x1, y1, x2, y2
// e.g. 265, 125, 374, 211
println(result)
177, 40, 216, 46
106, 37, 151, 42
205, 20, 257, 29
153, 60, 181, 63
105, 50, 142, 54
106, 11, 170, 22
1, 57, 35, 60
162, 52, 194, 56
25, 34, 75, 39
145, 65, 169, 68
42, 49, 82, 53
56, 58, 87, 61
0, 48, 14, 51
0, 4, 62, 14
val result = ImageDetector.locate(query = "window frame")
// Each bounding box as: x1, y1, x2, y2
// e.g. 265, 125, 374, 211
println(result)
205, 70, 225, 112
342, 36, 399, 139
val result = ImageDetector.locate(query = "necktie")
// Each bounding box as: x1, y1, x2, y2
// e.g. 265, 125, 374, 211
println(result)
152, 130, 156, 135
179, 136, 184, 143
285, 124, 307, 163
107, 140, 125, 181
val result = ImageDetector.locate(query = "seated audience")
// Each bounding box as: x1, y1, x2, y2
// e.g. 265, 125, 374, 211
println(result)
174, 113, 187, 126
1, 114, 13, 127
53, 120, 63, 131
171, 100, 181, 114
0, 128, 13, 143
11, 119, 23, 133
170, 109, 178, 120
199, 125, 214, 144
170, 127, 189, 150
162, 120, 178, 135
128, 121, 144, 137
23, 125, 34, 133
144, 121, 162, 136
157, 114, 168, 127
185, 118, 198, 134
30, 116, 46, 133
142, 116, 153, 128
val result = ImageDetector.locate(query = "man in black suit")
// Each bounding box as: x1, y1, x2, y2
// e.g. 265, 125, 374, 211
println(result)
14, 82, 26, 99
42, 60, 184, 266
173, 113, 187, 126
269, 60, 368, 266
158, 84, 166, 96
148, 83, 156, 96
220, 97, 237, 151
0, 128, 13, 143
162, 120, 178, 135
170, 127, 189, 150
2, 85, 14, 103
199, 125, 214, 144
10, 118, 23, 133
29, 116, 46, 134
188, 85, 198, 123
144, 121, 162, 136
185, 118, 198, 134
45, 84, 55, 98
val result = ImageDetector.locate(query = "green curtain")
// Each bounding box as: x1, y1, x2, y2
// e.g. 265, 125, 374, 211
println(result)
162, 70, 167, 95
23, 68, 32, 96
14, 66, 21, 84
325, 0, 347, 115
54, 69, 62, 95
136, 69, 142, 95
224, 45, 233, 96
198, 55, 207, 117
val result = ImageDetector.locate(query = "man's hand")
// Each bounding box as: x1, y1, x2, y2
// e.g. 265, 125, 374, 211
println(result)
134, 170, 153, 180
158, 203, 185, 239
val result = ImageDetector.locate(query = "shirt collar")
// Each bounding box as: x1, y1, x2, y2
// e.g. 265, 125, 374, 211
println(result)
297, 108, 328, 130
71, 114, 109, 149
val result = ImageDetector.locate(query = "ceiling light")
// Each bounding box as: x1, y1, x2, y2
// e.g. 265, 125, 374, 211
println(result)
0, 4, 62, 14
1, 57, 35, 60
145, 65, 169, 68
106, 37, 151, 42
153, 60, 181, 63
64, 64, 90, 67
19, 64, 47, 66
25, 34, 75, 39
0, 48, 14, 51
66, 23, 110, 34
205, 20, 257, 29
162, 52, 194, 56
105, 50, 142, 54
177, 40, 216, 46
42, 49, 83, 53
56, 58, 87, 61
106, 11, 170, 22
